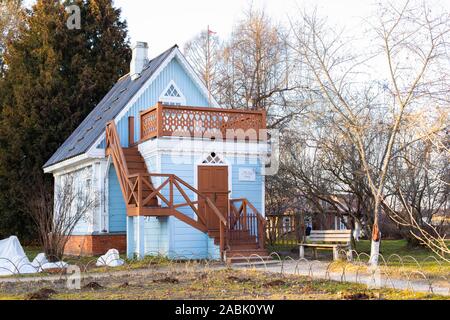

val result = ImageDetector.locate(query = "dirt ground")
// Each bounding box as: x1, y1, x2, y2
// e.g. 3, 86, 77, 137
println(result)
0, 268, 444, 300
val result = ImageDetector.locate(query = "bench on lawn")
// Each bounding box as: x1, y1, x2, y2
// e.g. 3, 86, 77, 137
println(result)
299, 230, 353, 261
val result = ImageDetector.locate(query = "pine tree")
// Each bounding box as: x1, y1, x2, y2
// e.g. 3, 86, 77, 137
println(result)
0, 0, 24, 75
0, 0, 130, 240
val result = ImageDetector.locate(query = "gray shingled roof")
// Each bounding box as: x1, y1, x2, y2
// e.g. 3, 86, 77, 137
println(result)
44, 45, 178, 169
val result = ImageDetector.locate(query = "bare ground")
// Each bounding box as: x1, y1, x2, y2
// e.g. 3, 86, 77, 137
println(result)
0, 268, 446, 300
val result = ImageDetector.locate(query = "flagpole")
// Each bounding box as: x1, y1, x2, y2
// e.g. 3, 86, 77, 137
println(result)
207, 25, 211, 107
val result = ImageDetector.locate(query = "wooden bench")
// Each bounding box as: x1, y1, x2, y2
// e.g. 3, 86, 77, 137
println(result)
299, 230, 352, 261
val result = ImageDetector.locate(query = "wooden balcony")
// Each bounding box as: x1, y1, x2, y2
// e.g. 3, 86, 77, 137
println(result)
140, 102, 267, 142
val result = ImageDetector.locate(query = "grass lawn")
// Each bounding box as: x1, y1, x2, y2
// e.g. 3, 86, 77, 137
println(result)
355, 240, 448, 260
0, 269, 446, 300
353, 240, 449, 277
268, 239, 449, 278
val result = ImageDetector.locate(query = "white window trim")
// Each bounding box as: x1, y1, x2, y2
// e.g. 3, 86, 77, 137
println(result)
159, 80, 186, 106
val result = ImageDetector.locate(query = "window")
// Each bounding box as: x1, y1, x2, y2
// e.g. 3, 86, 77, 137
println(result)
202, 152, 225, 164
165, 84, 181, 98
86, 178, 92, 192
160, 80, 186, 106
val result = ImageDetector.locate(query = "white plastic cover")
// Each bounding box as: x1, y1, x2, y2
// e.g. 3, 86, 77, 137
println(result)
96, 249, 124, 267
0, 236, 68, 276
0, 236, 37, 276
31, 253, 68, 272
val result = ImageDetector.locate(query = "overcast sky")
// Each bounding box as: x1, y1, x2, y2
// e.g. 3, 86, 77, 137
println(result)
116, 0, 375, 57
23, 0, 450, 59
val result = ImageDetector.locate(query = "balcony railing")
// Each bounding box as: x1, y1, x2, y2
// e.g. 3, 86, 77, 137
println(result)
140, 102, 267, 142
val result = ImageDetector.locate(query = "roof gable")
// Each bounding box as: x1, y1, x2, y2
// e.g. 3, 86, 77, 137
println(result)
43, 45, 177, 169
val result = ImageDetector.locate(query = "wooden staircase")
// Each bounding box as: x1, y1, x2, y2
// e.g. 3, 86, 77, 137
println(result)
226, 199, 269, 264
122, 147, 159, 207
105, 121, 267, 262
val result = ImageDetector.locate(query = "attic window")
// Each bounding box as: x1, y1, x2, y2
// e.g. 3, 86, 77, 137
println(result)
202, 152, 225, 164
165, 85, 181, 98
160, 80, 186, 106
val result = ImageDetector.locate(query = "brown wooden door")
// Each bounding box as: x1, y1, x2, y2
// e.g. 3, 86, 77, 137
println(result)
198, 166, 229, 231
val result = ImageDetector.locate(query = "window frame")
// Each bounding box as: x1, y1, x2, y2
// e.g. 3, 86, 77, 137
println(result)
159, 80, 186, 106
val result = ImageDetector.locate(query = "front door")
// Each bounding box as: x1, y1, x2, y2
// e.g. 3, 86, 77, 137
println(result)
198, 166, 229, 231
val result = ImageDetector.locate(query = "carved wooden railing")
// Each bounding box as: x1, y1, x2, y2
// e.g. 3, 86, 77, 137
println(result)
106, 121, 137, 205
106, 121, 229, 259
140, 102, 267, 142
229, 199, 266, 250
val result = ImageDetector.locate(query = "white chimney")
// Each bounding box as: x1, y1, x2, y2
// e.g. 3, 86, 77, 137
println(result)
130, 41, 149, 80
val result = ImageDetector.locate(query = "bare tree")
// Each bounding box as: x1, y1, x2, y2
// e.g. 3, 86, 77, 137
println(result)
290, 0, 450, 264
214, 6, 310, 130
184, 28, 221, 105
384, 126, 449, 260
29, 174, 98, 261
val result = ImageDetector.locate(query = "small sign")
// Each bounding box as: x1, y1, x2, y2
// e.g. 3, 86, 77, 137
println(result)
239, 168, 256, 181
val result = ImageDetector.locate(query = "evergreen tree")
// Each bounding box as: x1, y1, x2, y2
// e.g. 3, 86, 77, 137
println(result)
0, 0, 24, 75
0, 0, 130, 240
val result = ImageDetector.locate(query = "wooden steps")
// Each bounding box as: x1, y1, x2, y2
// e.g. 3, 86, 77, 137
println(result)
123, 147, 158, 207
210, 227, 269, 263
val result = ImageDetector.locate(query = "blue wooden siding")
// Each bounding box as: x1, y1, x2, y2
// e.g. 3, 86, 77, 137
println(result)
115, 58, 209, 148
159, 154, 211, 259
231, 158, 264, 214
144, 217, 169, 255
108, 165, 127, 233
126, 217, 135, 259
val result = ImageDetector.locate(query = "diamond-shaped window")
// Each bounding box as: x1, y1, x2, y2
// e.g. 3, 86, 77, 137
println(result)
202, 153, 224, 164
165, 85, 181, 98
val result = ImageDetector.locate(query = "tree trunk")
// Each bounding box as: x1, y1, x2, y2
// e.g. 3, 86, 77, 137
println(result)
369, 204, 382, 266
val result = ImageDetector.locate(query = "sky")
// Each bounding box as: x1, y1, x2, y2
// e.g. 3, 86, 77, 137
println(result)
115, 0, 374, 57
21, 0, 378, 57
22, 0, 450, 59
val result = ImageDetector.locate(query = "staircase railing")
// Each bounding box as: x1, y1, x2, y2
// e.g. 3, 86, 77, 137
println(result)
106, 121, 228, 260
229, 199, 266, 250
105, 121, 133, 204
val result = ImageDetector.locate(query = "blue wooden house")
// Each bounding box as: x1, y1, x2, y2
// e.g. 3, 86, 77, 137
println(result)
44, 42, 268, 262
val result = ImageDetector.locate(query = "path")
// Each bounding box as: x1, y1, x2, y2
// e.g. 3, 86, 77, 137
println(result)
233, 260, 450, 296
